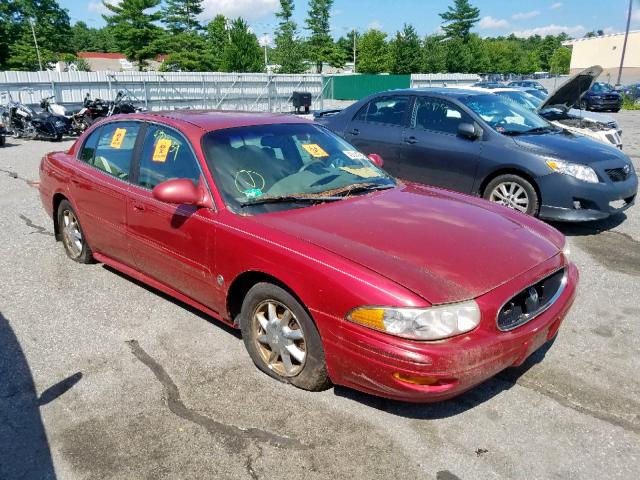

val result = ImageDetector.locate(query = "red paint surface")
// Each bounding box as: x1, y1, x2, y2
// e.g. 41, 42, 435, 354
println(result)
39, 111, 578, 402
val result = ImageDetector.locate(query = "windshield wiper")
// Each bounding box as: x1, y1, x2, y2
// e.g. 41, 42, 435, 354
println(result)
502, 126, 554, 136
240, 194, 343, 208
318, 182, 396, 197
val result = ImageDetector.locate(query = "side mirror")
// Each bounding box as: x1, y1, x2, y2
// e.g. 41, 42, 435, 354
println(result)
458, 122, 479, 140
152, 178, 212, 208
368, 153, 384, 168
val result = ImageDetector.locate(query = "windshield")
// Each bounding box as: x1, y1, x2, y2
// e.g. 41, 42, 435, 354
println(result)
592, 83, 613, 93
494, 91, 542, 111
203, 123, 396, 212
460, 94, 553, 135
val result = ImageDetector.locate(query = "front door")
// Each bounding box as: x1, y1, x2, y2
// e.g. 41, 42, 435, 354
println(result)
397, 96, 481, 193
127, 123, 217, 310
70, 121, 142, 265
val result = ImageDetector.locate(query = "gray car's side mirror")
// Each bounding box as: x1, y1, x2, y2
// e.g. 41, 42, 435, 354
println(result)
458, 122, 479, 140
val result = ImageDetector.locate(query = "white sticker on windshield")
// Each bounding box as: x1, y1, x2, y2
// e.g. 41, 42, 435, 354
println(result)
343, 150, 367, 160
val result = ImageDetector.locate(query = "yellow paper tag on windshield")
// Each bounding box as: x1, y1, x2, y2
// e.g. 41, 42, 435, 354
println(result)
339, 166, 382, 178
110, 128, 126, 149
152, 139, 172, 163
302, 143, 329, 158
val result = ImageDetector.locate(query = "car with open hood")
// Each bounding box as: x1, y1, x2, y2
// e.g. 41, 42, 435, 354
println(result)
39, 110, 578, 402
315, 86, 637, 222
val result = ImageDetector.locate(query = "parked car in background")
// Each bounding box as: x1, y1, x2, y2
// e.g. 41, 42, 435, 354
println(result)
39, 110, 579, 402
507, 80, 548, 94
580, 82, 622, 112
315, 88, 637, 222
472, 81, 504, 89
621, 83, 640, 101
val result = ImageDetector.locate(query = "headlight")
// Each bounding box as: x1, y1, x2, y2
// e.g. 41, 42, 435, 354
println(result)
346, 300, 481, 341
545, 159, 599, 183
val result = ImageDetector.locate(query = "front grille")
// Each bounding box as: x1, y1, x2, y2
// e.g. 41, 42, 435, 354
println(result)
606, 167, 630, 182
497, 269, 566, 331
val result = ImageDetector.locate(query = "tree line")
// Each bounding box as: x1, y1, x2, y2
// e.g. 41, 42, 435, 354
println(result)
0, 0, 572, 75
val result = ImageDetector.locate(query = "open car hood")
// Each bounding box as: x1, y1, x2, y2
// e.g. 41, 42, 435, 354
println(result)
539, 65, 603, 112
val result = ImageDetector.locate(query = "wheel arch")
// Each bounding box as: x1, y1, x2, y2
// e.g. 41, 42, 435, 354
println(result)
479, 167, 542, 205
52, 192, 69, 240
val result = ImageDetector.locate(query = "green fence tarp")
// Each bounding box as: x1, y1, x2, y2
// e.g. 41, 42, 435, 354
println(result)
324, 74, 411, 100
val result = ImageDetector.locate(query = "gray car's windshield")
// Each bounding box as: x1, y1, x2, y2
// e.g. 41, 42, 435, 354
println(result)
461, 94, 554, 135
203, 123, 396, 211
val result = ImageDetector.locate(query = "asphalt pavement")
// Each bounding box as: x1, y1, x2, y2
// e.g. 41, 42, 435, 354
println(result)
0, 112, 639, 480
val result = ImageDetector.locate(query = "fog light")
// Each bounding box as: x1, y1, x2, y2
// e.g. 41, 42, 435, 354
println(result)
393, 372, 441, 386
573, 200, 582, 210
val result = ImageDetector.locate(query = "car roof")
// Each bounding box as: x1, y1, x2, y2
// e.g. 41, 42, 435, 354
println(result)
111, 110, 311, 131
385, 87, 492, 98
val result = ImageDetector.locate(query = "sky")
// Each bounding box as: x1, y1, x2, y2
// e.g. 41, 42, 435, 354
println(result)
63, 0, 640, 43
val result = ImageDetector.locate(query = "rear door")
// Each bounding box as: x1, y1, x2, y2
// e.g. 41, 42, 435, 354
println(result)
342, 95, 410, 164
397, 96, 481, 192
127, 123, 217, 309
71, 121, 142, 265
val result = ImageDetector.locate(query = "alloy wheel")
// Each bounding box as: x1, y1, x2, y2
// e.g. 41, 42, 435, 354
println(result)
489, 182, 530, 213
252, 300, 306, 377
61, 209, 83, 259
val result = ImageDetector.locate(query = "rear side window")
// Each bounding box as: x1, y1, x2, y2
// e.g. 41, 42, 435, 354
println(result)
354, 96, 410, 126
135, 125, 201, 190
411, 97, 472, 135
81, 122, 141, 181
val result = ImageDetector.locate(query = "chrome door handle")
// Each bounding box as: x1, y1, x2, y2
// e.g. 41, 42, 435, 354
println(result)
404, 136, 418, 144
348, 128, 359, 136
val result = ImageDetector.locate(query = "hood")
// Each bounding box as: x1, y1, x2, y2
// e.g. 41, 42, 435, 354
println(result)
250, 185, 562, 305
539, 65, 603, 112
512, 130, 628, 165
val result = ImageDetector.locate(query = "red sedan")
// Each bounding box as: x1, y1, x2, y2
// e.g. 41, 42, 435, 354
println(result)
39, 111, 578, 402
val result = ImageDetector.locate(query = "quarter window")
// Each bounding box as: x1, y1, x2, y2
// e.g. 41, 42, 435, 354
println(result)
81, 122, 140, 180
411, 97, 472, 135
136, 125, 201, 190
354, 96, 410, 126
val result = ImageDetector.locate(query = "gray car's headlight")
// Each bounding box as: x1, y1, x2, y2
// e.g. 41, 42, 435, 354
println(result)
545, 159, 599, 183
346, 301, 481, 341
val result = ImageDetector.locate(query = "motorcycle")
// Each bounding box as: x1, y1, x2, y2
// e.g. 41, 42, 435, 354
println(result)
74, 91, 139, 133
40, 96, 86, 136
1, 97, 68, 141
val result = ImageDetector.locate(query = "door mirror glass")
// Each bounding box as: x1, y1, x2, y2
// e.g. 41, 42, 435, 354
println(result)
368, 153, 384, 168
458, 122, 479, 140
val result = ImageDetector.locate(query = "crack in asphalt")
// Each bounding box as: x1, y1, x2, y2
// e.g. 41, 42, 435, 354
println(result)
497, 373, 640, 434
0, 168, 39, 188
244, 444, 263, 480
19, 214, 54, 236
126, 340, 307, 453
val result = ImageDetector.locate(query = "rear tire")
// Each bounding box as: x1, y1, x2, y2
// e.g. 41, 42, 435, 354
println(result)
240, 282, 330, 392
0, 135, 5, 147
483, 174, 540, 216
57, 200, 94, 263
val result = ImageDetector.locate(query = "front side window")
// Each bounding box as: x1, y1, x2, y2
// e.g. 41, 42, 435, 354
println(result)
82, 122, 140, 180
136, 125, 201, 190
411, 97, 472, 134
354, 96, 410, 126
461, 94, 553, 136
203, 123, 396, 212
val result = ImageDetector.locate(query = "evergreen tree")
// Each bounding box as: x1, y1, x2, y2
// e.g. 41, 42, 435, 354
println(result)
439, 0, 480, 40
305, 0, 334, 73
389, 24, 421, 74
206, 14, 228, 70
160, 32, 216, 71
357, 29, 389, 74
103, 0, 162, 71
162, 0, 203, 34
273, 0, 305, 73
220, 18, 264, 72
421, 35, 447, 73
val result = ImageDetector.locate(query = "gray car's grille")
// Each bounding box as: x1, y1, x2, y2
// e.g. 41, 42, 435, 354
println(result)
497, 269, 566, 331
606, 167, 630, 182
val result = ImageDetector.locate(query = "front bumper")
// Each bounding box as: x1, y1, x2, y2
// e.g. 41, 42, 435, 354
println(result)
537, 170, 638, 222
316, 258, 578, 403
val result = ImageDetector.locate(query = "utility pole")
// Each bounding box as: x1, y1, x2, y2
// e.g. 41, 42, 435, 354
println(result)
263, 33, 269, 72
617, 0, 633, 86
353, 28, 357, 73
29, 17, 43, 71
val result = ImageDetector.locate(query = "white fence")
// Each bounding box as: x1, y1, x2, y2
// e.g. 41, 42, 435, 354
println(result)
410, 73, 481, 88
0, 71, 327, 112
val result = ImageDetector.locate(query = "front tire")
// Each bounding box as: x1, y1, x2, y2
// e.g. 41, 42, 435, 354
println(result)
483, 174, 540, 216
240, 283, 330, 391
57, 200, 93, 263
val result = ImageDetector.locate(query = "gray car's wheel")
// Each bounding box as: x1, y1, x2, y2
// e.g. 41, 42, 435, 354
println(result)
57, 200, 93, 263
240, 282, 330, 391
484, 174, 540, 216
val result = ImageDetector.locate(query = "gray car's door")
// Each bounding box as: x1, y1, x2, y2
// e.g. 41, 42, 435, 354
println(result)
343, 95, 411, 163
396, 96, 481, 192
